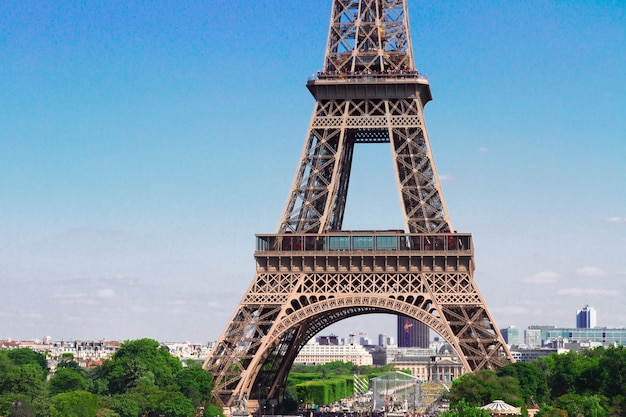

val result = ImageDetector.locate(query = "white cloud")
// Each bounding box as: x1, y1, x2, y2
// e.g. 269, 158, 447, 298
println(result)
130, 305, 151, 313
52, 293, 97, 306
53, 292, 89, 299
523, 271, 560, 284
557, 288, 619, 297
97, 289, 115, 298
479, 147, 488, 152
605, 216, 626, 223
492, 305, 529, 315
100, 274, 144, 287
439, 174, 455, 181
575, 267, 606, 277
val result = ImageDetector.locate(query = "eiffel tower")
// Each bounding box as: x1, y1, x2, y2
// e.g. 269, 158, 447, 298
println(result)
204, 0, 513, 411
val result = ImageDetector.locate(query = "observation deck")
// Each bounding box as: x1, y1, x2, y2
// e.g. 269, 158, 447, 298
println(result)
253, 232, 475, 290
309, 70, 429, 83
256, 231, 472, 255
306, 70, 432, 102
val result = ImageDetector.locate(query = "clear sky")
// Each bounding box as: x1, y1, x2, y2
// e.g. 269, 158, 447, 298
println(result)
1, 1, 625, 344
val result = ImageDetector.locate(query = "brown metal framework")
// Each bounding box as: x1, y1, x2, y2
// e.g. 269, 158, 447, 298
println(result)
204, 0, 512, 412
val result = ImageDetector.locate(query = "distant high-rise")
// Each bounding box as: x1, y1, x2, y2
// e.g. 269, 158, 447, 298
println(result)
378, 333, 393, 347
524, 328, 542, 347
501, 326, 520, 346
318, 335, 339, 345
576, 305, 597, 328
397, 317, 429, 348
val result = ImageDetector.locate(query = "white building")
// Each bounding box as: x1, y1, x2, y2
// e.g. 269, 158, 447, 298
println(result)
524, 328, 542, 347
294, 342, 373, 366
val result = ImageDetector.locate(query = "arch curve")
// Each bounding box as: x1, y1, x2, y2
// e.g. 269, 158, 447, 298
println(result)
237, 295, 467, 403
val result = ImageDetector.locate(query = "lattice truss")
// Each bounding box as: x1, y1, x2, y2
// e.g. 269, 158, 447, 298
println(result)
205, 0, 513, 410
278, 96, 451, 234
204, 253, 510, 407
324, 0, 414, 74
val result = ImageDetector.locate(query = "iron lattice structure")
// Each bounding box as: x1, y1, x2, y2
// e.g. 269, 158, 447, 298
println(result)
204, 0, 512, 411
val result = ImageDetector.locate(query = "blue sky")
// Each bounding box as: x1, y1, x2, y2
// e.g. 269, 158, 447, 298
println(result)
1, 1, 624, 343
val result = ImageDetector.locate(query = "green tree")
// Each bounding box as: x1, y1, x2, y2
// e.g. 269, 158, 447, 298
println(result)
49, 367, 88, 395
322, 361, 354, 375
84, 364, 110, 395
448, 370, 522, 407
441, 399, 490, 417
606, 395, 626, 417
575, 348, 603, 395
100, 339, 182, 394
536, 407, 568, 417
0, 349, 48, 402
544, 351, 586, 398
121, 385, 195, 417
204, 403, 225, 417
99, 394, 140, 417
6, 349, 48, 372
598, 346, 626, 399
552, 393, 606, 417
58, 358, 83, 372
49, 390, 99, 417
0, 353, 16, 394
152, 390, 195, 417
2, 364, 47, 400
497, 361, 549, 406
129, 385, 162, 416
0, 394, 36, 417
176, 364, 214, 407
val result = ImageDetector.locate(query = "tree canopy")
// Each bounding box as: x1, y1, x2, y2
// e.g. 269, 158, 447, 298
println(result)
0, 339, 218, 417
446, 346, 626, 417
100, 338, 183, 394
447, 370, 522, 407
1, 341, 626, 416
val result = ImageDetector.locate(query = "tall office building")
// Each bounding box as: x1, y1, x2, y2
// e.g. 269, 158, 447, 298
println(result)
317, 335, 339, 345
379, 333, 395, 347
501, 326, 520, 346
576, 305, 597, 328
397, 317, 429, 348
524, 328, 542, 347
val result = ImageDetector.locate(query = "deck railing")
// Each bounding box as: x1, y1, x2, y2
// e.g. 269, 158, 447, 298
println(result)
255, 232, 472, 254
308, 70, 428, 83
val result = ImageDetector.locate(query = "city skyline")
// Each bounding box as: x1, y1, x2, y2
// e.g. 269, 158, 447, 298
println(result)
1, 1, 625, 343
5, 314, 625, 346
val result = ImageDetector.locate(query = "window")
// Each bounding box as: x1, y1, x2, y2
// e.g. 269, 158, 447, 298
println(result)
353, 236, 373, 250
329, 236, 350, 250
376, 236, 398, 250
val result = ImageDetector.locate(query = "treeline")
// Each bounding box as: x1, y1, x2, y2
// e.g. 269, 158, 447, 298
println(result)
444, 345, 626, 417
0, 338, 223, 417
5, 340, 625, 417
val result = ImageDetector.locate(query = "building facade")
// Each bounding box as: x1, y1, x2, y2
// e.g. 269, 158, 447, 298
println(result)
576, 305, 597, 328
294, 342, 373, 366
527, 325, 626, 346
397, 317, 429, 348
501, 326, 520, 346
509, 347, 557, 362
524, 329, 542, 347
318, 335, 340, 345
371, 346, 463, 383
